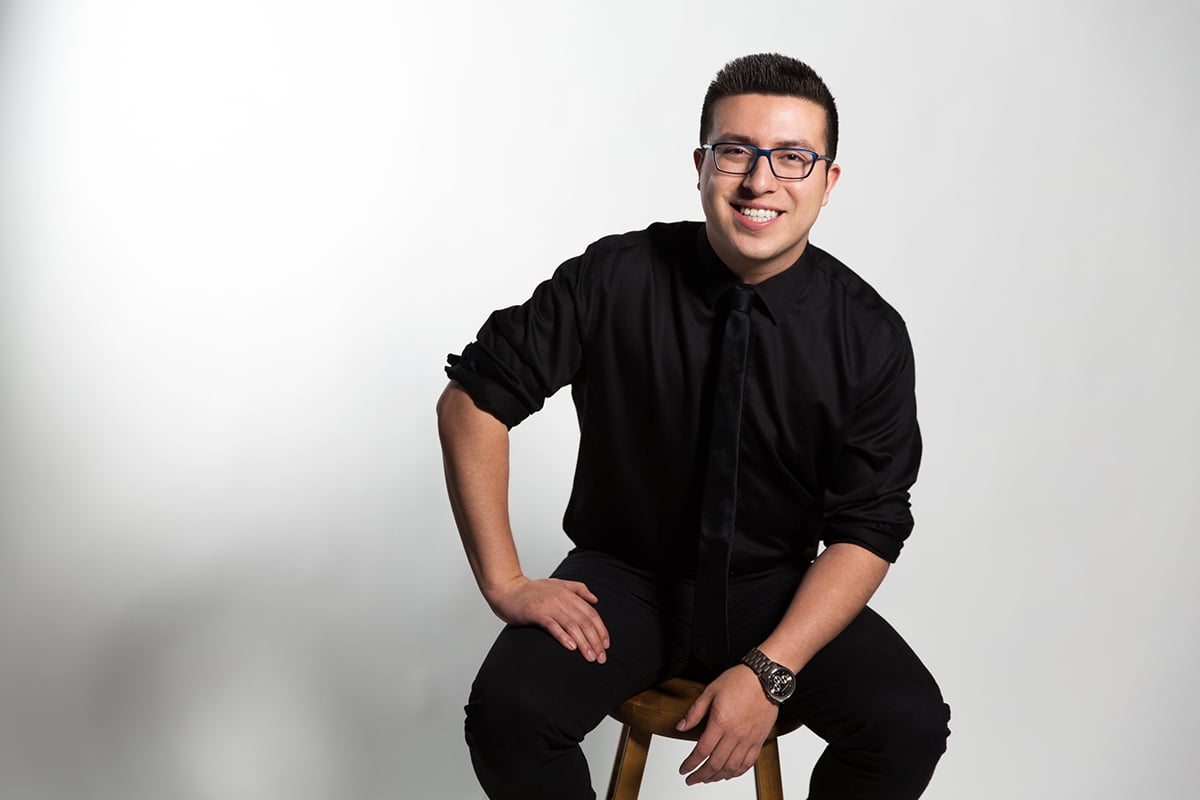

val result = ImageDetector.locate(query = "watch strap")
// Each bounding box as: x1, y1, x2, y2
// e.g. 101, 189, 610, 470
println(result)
742, 647, 775, 675
741, 646, 795, 704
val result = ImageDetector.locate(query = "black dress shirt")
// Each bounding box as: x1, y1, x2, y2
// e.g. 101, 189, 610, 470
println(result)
446, 222, 921, 576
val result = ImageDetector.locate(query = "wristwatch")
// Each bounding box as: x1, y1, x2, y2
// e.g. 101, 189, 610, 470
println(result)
741, 647, 796, 704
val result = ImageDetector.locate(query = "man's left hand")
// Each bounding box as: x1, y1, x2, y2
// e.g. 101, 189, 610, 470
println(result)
675, 664, 780, 785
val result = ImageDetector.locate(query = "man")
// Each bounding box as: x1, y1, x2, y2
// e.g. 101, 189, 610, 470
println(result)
438, 54, 950, 799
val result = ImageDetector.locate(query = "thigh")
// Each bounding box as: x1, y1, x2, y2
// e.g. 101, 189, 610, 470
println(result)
468, 549, 691, 739
778, 606, 948, 743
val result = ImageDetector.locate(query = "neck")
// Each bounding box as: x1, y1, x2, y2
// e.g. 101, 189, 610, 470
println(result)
709, 238, 808, 286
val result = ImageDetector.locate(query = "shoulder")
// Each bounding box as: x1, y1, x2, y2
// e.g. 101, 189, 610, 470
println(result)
562, 221, 702, 297
582, 220, 702, 264
805, 243, 909, 338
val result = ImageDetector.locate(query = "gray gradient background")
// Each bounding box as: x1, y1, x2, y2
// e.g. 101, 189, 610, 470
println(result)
2, 1, 1197, 798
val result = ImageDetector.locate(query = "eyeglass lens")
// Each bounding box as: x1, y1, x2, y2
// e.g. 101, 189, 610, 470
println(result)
712, 144, 817, 179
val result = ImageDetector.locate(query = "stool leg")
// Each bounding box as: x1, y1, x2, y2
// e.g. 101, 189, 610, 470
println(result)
753, 736, 784, 800
606, 724, 652, 800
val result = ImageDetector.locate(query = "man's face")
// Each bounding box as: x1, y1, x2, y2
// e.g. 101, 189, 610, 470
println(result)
694, 93, 840, 283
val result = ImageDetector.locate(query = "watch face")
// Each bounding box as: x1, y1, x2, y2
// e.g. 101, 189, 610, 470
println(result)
767, 668, 796, 700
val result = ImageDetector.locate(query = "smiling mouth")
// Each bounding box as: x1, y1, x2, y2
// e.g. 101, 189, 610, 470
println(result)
736, 206, 780, 222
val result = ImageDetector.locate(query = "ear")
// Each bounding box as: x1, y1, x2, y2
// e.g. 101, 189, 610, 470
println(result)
693, 147, 705, 173
820, 162, 841, 207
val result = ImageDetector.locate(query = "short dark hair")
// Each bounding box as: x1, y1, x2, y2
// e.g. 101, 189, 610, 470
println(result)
699, 53, 839, 161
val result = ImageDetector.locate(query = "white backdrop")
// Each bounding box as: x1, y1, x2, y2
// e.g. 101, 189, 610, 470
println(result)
2, 1, 1198, 798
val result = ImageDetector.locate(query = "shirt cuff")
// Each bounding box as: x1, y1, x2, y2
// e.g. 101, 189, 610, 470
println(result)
445, 350, 533, 429
822, 524, 906, 563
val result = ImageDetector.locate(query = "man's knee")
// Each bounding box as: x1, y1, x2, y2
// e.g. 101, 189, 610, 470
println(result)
869, 689, 951, 767
464, 627, 601, 757
463, 638, 601, 800
464, 653, 554, 759
900, 695, 950, 763
467, 679, 549, 740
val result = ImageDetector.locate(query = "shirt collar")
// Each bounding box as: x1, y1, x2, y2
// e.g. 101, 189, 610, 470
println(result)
694, 225, 814, 325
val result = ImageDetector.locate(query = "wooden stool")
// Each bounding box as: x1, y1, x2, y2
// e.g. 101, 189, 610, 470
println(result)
605, 677, 802, 799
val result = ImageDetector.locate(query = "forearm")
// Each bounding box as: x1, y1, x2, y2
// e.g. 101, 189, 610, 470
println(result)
757, 542, 890, 673
436, 381, 524, 601
437, 381, 610, 660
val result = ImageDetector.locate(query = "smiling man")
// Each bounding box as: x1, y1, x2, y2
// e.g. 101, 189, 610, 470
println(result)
438, 54, 950, 799
696, 92, 839, 281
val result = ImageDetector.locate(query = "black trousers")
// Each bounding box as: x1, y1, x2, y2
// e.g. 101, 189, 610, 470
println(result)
465, 549, 950, 800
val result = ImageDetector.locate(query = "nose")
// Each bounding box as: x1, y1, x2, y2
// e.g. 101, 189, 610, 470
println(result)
742, 152, 778, 193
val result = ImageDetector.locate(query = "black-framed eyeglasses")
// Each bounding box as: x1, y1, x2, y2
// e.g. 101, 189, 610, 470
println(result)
701, 142, 833, 181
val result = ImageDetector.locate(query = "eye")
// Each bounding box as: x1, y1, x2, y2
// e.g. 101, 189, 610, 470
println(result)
779, 151, 813, 165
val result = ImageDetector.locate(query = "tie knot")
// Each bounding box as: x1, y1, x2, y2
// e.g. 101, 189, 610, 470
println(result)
725, 285, 755, 315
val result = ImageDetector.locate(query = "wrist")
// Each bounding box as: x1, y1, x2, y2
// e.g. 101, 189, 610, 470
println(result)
741, 646, 797, 705
481, 573, 528, 605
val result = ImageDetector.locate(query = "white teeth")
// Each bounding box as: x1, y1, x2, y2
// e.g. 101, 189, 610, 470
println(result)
739, 207, 780, 221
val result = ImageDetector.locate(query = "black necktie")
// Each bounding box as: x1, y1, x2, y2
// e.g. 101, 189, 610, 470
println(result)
693, 284, 755, 667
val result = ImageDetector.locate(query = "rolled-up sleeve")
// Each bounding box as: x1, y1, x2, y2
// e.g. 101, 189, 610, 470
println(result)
446, 257, 587, 429
820, 322, 922, 562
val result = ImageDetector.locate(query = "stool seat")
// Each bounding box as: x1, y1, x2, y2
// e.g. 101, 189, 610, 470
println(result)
605, 677, 801, 799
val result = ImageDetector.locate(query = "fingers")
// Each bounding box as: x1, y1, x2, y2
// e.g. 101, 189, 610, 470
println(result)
680, 734, 758, 785
542, 619, 582, 654
678, 714, 731, 781
677, 679, 768, 784
562, 580, 610, 660
568, 581, 599, 605
678, 739, 710, 777
675, 690, 711, 733
677, 689, 715, 774
494, 578, 610, 663
559, 615, 608, 663
549, 581, 607, 663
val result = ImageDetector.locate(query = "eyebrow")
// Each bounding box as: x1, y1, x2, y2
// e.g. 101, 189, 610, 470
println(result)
714, 133, 818, 150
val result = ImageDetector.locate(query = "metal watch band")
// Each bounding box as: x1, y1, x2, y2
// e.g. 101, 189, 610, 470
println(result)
741, 646, 795, 704
742, 647, 773, 674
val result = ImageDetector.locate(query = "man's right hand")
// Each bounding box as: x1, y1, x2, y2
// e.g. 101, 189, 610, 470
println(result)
485, 576, 610, 663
